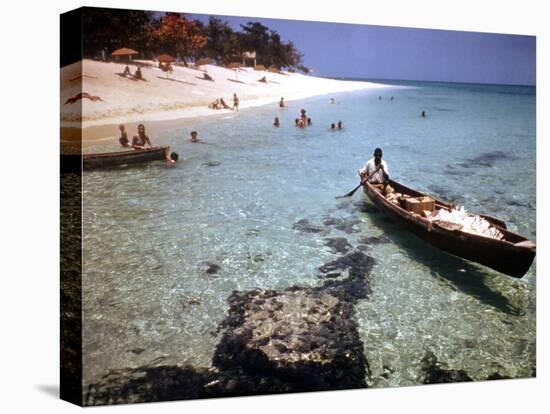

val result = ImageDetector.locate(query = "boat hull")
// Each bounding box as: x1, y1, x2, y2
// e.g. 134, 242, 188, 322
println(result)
363, 180, 535, 278
82, 147, 170, 171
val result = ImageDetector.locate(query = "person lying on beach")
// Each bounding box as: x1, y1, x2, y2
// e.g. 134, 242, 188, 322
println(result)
337, 121, 344, 129
132, 124, 152, 150
64, 92, 103, 104
123, 65, 131, 77
279, 97, 285, 108
232, 93, 239, 111
273, 117, 280, 127
358, 147, 393, 196
134, 67, 143, 80
220, 98, 231, 109
118, 124, 130, 147
190, 131, 199, 142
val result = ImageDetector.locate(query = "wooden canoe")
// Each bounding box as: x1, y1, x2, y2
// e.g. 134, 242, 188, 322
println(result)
83, 146, 170, 171
363, 179, 536, 278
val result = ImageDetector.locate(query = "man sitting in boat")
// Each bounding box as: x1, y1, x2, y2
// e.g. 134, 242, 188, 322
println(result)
132, 124, 152, 150
359, 147, 394, 196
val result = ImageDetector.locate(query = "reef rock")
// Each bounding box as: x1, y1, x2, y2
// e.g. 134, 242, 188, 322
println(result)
421, 351, 473, 384
214, 288, 368, 391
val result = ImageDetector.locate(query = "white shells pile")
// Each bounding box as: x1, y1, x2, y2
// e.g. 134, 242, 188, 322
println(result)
433, 206, 504, 240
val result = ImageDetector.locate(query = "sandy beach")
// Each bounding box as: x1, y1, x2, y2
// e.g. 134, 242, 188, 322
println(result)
61, 59, 390, 147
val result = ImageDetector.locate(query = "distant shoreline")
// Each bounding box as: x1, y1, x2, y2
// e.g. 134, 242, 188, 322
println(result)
330, 76, 536, 88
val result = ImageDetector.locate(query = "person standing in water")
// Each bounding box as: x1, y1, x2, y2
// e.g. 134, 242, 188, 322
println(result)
232, 93, 239, 111
118, 124, 130, 147
273, 117, 280, 127
279, 97, 285, 108
299, 108, 307, 124
190, 131, 199, 142
131, 124, 152, 150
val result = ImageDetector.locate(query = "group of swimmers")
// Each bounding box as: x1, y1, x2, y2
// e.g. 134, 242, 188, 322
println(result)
209, 93, 239, 111
118, 96, 343, 152
294, 108, 312, 128
119, 124, 201, 147
331, 121, 345, 130
271, 101, 346, 130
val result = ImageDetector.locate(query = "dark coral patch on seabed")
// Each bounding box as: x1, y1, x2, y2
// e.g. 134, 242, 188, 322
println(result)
292, 218, 327, 234
324, 237, 352, 254
85, 250, 375, 404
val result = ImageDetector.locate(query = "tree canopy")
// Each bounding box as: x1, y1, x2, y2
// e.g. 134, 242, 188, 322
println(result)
152, 13, 207, 59
81, 8, 309, 72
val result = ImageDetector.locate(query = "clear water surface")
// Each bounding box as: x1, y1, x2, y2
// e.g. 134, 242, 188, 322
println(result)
82, 80, 536, 387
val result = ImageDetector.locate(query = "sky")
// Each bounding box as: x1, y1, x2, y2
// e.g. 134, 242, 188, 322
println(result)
190, 13, 535, 85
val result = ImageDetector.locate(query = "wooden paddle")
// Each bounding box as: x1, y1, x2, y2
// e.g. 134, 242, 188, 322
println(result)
336, 165, 382, 199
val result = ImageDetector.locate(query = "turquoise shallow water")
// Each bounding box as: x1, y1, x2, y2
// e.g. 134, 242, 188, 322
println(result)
81, 80, 536, 387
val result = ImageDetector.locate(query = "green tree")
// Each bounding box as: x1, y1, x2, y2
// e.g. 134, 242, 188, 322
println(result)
236, 22, 309, 72
239, 22, 271, 60
203, 17, 236, 62
82, 8, 154, 58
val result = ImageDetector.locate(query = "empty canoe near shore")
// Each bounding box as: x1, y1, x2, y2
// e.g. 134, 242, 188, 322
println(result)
363, 179, 536, 278
83, 146, 171, 171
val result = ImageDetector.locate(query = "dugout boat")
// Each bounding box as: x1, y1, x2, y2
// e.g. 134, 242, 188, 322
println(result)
82, 146, 171, 170
363, 179, 536, 278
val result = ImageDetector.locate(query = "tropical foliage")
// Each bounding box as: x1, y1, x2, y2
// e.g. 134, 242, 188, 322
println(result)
151, 13, 207, 60
81, 8, 309, 72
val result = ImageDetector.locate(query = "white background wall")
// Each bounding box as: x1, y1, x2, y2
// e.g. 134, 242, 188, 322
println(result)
0, 0, 547, 412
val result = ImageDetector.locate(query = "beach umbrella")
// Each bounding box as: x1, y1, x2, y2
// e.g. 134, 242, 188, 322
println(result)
155, 54, 176, 74
156, 54, 176, 62
111, 48, 139, 61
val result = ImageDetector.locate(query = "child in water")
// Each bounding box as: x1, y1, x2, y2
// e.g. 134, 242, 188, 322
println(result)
118, 124, 130, 147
